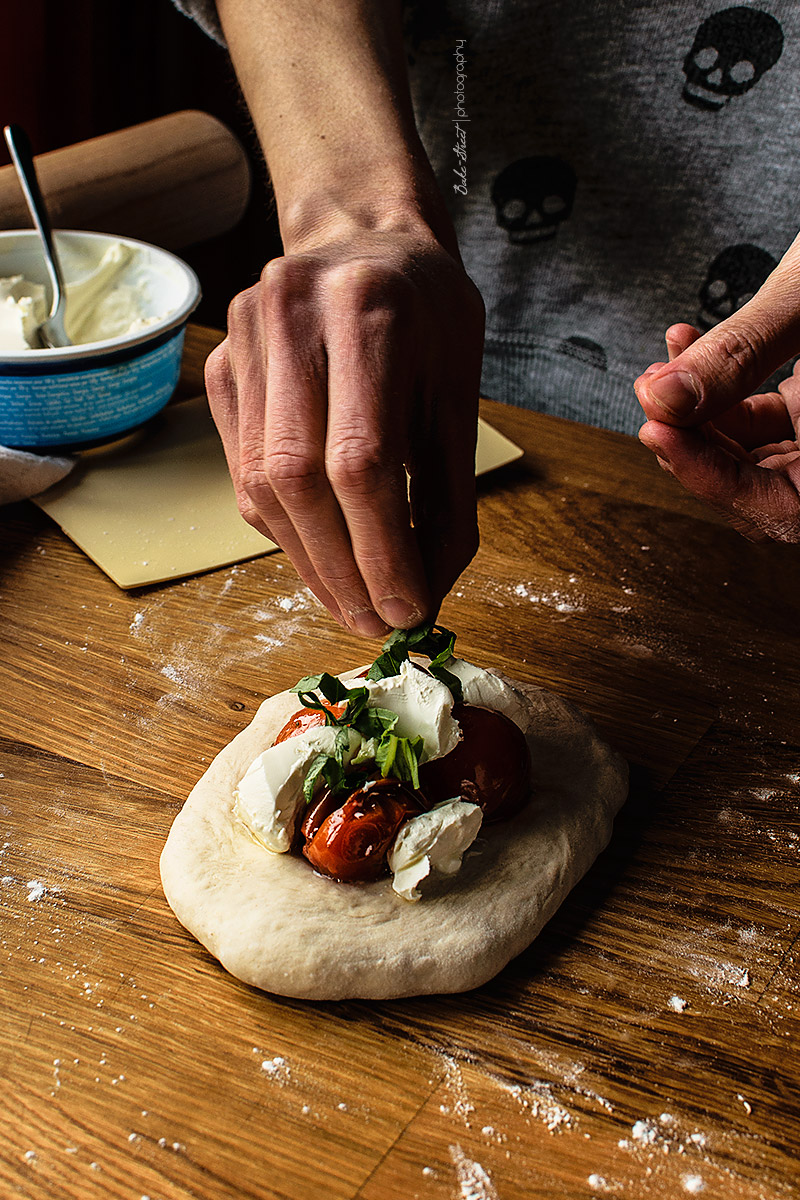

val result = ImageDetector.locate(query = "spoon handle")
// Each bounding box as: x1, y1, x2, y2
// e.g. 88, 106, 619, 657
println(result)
4, 123, 69, 345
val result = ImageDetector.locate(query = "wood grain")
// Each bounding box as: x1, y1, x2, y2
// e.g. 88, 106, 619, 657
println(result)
0, 113, 251, 250
1, 326, 798, 1200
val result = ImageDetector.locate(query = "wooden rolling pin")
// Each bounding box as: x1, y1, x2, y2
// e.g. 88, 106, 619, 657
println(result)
0, 110, 252, 250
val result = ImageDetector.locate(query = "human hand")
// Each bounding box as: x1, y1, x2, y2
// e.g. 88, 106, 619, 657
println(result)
634, 251, 800, 542
205, 221, 485, 636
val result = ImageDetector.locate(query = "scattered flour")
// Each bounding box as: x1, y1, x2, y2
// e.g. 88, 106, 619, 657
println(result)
588, 1174, 611, 1191
160, 663, 189, 686
26, 880, 46, 902
682, 1174, 706, 1193
631, 1119, 659, 1145
513, 582, 584, 614
503, 1081, 573, 1132
440, 1055, 475, 1125
449, 1144, 499, 1200
255, 634, 283, 650
273, 589, 312, 613
668, 995, 687, 1012
260, 1055, 291, 1084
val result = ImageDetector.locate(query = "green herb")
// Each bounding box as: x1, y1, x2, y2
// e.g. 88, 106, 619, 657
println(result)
366, 622, 463, 703
290, 620, 462, 804
375, 731, 424, 790
300, 725, 355, 803
302, 753, 342, 804
355, 705, 398, 741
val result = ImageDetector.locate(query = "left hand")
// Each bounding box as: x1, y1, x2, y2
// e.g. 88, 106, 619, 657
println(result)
634, 241, 800, 543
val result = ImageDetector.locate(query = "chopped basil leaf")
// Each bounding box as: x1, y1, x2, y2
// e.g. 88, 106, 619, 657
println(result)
375, 732, 398, 779
366, 649, 403, 681
366, 622, 463, 702
291, 673, 358, 726
333, 725, 351, 763
303, 753, 333, 803
316, 673, 351, 705
291, 674, 325, 694
341, 686, 369, 726
354, 706, 398, 740
375, 730, 424, 789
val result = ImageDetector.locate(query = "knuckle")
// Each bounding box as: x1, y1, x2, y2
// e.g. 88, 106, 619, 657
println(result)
326, 435, 385, 493
226, 284, 259, 330
326, 260, 412, 316
234, 483, 273, 536
204, 342, 234, 399
262, 255, 300, 293
262, 447, 326, 500
260, 256, 311, 319
237, 496, 264, 530
238, 459, 273, 504
711, 324, 766, 379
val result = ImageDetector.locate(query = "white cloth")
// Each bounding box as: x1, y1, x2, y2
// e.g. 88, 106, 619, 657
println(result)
0, 445, 74, 506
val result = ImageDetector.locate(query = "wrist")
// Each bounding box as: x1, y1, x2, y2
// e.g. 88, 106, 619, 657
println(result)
276, 147, 459, 259
278, 171, 460, 258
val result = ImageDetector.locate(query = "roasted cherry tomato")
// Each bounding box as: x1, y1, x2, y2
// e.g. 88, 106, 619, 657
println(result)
418, 703, 531, 822
273, 702, 346, 745
300, 786, 345, 844
303, 778, 424, 882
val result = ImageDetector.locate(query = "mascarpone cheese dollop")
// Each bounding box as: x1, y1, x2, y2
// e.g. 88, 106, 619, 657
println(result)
0, 242, 169, 353
388, 799, 483, 901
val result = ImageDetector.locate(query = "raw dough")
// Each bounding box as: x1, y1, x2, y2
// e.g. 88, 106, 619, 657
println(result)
160, 669, 628, 1000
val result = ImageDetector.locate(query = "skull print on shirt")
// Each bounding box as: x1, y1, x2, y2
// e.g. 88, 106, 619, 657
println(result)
697, 243, 778, 329
491, 157, 577, 244
682, 7, 784, 111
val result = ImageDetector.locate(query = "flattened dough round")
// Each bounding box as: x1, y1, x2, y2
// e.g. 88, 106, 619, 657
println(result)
160, 671, 628, 1000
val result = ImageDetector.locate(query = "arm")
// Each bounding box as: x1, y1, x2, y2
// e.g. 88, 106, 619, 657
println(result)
207, 0, 485, 635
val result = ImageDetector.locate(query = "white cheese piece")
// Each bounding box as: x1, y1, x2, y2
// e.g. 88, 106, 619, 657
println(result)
234, 725, 361, 853
0, 276, 47, 353
0, 242, 166, 353
354, 658, 461, 764
388, 799, 483, 902
444, 656, 528, 725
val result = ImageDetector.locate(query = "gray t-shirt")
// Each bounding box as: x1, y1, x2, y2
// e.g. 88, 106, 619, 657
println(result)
176, 1, 800, 433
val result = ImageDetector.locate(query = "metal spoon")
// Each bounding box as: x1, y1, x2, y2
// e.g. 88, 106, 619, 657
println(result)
3, 123, 71, 349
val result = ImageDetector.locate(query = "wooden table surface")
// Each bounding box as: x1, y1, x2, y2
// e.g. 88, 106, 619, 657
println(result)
1, 325, 798, 1200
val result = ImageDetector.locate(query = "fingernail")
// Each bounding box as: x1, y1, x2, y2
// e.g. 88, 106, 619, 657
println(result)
347, 608, 390, 638
377, 596, 422, 629
656, 455, 674, 475
646, 370, 699, 417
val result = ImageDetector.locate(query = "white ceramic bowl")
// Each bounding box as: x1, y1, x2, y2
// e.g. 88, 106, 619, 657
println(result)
0, 229, 201, 448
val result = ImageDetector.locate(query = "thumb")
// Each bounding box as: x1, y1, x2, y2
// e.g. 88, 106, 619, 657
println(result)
636, 238, 800, 427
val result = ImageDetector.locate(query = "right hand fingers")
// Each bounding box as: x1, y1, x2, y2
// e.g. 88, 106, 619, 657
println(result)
258, 257, 430, 635
206, 246, 480, 636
